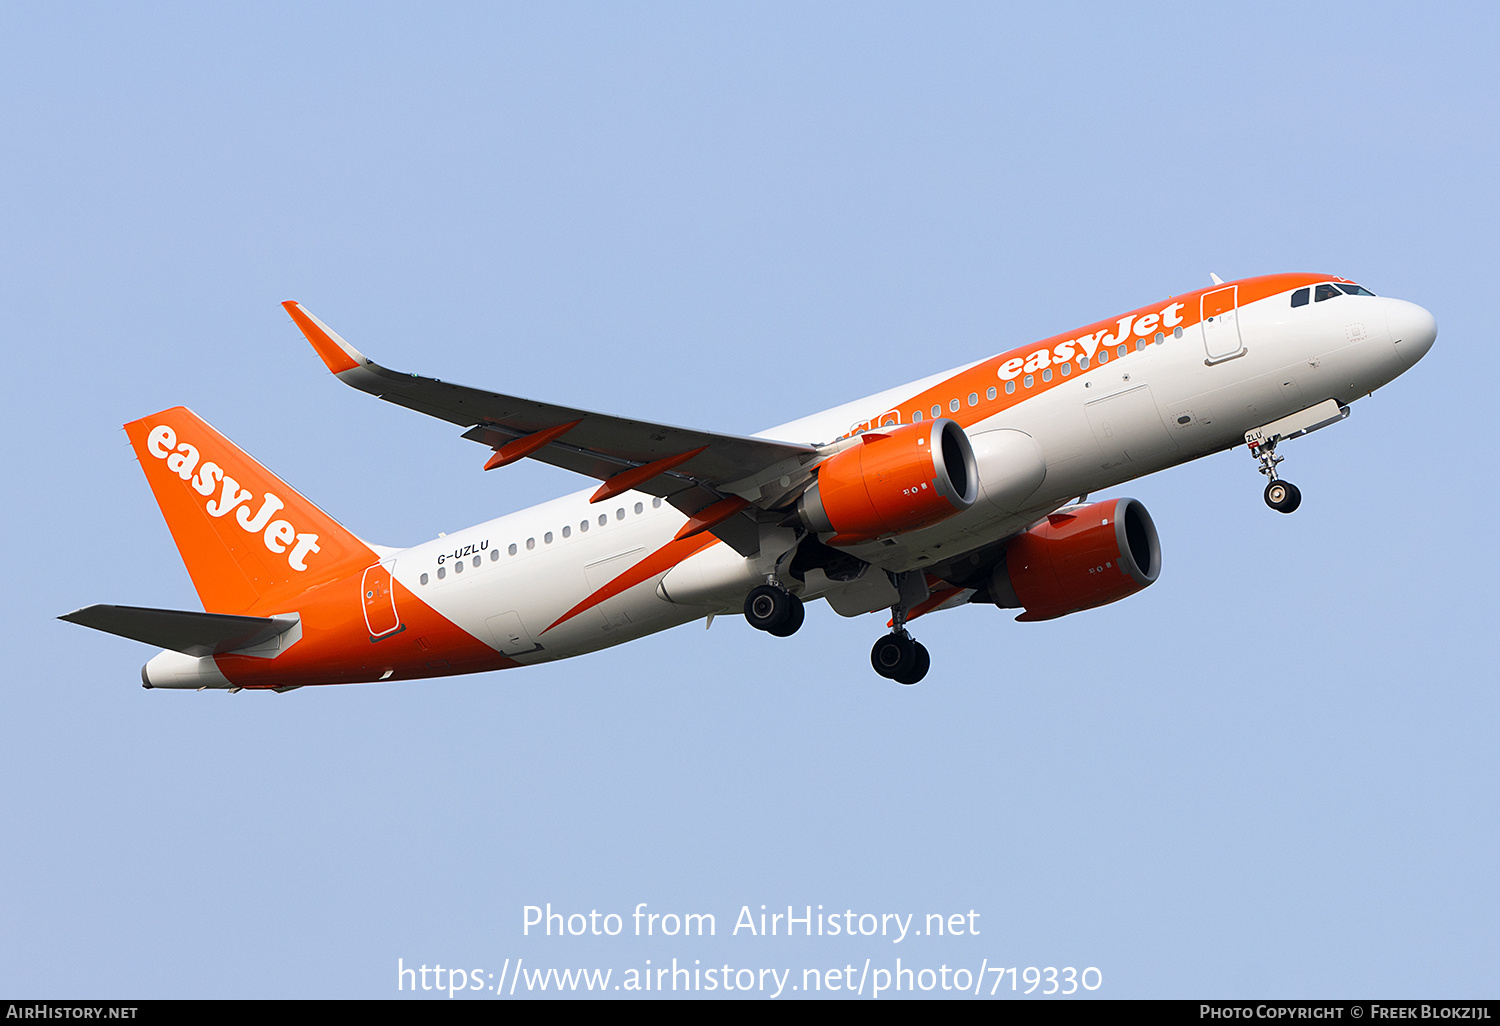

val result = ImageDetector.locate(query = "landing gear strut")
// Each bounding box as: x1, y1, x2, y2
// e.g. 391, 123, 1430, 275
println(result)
744, 583, 804, 637
870, 572, 931, 685
1248, 437, 1302, 514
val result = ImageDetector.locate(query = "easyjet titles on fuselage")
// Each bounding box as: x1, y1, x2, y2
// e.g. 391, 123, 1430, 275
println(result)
999, 301, 1187, 380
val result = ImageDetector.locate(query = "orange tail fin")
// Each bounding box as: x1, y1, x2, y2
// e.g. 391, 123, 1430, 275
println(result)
125, 407, 376, 615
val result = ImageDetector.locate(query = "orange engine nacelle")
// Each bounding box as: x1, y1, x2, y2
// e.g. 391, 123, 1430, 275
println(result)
991, 498, 1161, 621
798, 419, 978, 544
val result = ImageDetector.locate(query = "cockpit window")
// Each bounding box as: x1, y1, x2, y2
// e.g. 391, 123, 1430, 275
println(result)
1338, 283, 1376, 297
1291, 288, 1309, 308
1314, 284, 1342, 302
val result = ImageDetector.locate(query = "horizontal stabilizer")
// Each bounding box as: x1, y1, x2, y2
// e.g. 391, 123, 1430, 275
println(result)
58, 604, 298, 657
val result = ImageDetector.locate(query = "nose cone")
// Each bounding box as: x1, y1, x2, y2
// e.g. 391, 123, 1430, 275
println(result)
1386, 299, 1437, 367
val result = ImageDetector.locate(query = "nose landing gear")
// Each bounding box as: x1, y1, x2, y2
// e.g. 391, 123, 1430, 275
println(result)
1264, 478, 1302, 514
1244, 399, 1350, 515
1248, 437, 1302, 514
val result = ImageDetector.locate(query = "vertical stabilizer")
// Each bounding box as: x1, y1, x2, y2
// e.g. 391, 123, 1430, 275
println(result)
124, 407, 376, 614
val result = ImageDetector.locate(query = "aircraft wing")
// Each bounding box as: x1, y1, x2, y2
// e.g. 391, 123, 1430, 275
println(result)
284, 303, 821, 555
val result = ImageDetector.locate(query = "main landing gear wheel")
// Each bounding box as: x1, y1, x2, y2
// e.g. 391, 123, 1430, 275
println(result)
1264, 480, 1302, 514
767, 595, 805, 637
744, 584, 804, 636
894, 642, 930, 686
871, 633, 929, 683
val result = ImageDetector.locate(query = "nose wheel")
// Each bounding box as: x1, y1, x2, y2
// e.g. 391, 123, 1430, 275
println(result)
1264, 479, 1301, 514
1248, 437, 1302, 514
744, 583, 805, 636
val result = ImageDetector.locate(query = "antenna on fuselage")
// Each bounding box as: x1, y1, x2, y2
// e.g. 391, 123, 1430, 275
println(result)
1209, 272, 1224, 285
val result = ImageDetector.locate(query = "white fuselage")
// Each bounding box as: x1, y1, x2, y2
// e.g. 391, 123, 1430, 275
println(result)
389, 286, 1432, 663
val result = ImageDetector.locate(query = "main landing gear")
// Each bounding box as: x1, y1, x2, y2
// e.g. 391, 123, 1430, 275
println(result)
743, 583, 804, 637
743, 570, 932, 685
1248, 436, 1302, 514
871, 571, 931, 685
870, 632, 930, 686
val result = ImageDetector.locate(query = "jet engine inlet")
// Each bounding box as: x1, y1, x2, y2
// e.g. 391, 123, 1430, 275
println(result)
991, 497, 1161, 621
797, 419, 979, 544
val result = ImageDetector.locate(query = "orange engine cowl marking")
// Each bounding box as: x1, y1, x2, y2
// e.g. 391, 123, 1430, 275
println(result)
810, 420, 975, 541
999, 498, 1161, 622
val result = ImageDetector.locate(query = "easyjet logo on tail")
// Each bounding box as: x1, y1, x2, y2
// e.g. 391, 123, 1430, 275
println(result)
144, 424, 322, 571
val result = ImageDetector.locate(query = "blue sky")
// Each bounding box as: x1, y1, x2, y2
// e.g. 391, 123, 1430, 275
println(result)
2, 2, 1494, 999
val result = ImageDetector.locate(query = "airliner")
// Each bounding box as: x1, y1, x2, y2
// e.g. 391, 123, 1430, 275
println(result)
61, 273, 1436, 688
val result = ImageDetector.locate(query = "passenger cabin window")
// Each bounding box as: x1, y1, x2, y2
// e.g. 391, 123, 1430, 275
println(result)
1315, 284, 1342, 302
1291, 288, 1310, 308
1339, 283, 1376, 297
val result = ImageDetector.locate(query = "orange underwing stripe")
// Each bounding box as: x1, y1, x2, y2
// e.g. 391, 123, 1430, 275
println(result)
888, 583, 965, 626
673, 496, 750, 540
484, 420, 583, 471
590, 447, 706, 504
543, 532, 721, 633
